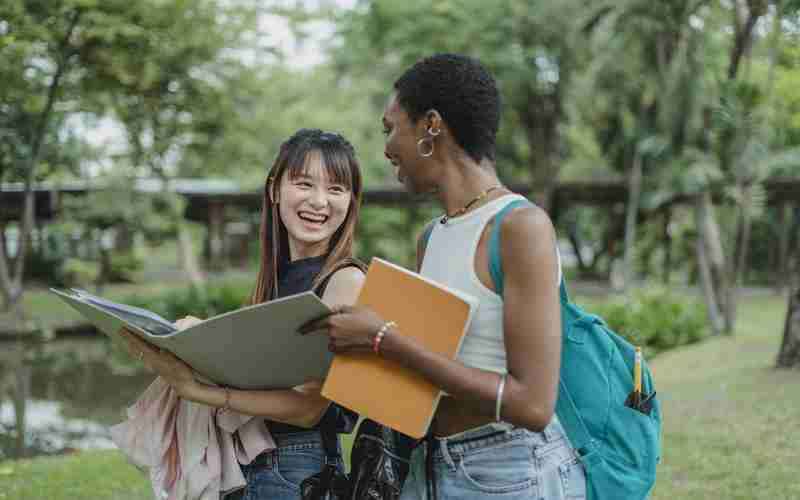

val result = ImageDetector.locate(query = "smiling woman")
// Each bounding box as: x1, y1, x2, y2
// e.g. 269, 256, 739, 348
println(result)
115, 128, 367, 500
275, 150, 353, 261
312, 54, 587, 500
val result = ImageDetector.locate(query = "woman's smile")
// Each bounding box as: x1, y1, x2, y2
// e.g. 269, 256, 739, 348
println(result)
297, 210, 329, 228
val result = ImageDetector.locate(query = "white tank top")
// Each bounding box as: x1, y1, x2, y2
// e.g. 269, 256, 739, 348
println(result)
420, 194, 561, 374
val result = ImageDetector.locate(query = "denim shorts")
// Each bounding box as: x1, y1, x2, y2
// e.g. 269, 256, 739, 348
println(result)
225, 429, 340, 500
399, 418, 586, 500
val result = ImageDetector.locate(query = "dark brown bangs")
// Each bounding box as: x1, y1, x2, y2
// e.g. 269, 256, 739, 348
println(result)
286, 146, 359, 195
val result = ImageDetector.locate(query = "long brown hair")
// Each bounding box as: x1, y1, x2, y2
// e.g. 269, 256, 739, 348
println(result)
250, 129, 363, 304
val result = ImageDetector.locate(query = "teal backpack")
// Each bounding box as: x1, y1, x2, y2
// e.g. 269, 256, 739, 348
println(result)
422, 198, 662, 500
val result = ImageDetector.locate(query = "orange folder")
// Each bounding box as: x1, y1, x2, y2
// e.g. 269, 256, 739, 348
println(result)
321, 257, 477, 438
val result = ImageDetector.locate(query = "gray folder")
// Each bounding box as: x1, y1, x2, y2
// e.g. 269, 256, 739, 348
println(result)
51, 288, 333, 390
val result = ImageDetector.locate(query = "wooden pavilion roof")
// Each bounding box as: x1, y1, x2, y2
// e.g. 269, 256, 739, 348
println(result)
1, 177, 797, 223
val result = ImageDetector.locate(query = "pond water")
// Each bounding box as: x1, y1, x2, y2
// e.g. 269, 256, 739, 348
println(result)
0, 336, 154, 460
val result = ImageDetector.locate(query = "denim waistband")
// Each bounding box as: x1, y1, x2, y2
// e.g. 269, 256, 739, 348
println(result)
249, 430, 323, 467
272, 429, 323, 447
430, 416, 567, 462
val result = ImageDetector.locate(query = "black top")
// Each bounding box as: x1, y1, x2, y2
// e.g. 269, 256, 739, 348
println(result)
277, 255, 326, 298
268, 255, 358, 435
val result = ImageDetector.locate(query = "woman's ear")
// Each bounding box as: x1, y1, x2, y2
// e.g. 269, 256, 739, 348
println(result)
425, 109, 443, 137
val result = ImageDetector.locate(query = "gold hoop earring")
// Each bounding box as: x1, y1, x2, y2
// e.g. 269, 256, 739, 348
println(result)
417, 137, 434, 158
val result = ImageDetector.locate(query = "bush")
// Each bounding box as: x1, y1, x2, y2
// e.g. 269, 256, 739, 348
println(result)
106, 252, 143, 283
24, 250, 67, 285
123, 282, 252, 321
590, 287, 709, 356
60, 258, 100, 287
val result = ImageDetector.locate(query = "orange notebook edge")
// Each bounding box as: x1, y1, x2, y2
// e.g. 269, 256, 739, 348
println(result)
370, 257, 480, 309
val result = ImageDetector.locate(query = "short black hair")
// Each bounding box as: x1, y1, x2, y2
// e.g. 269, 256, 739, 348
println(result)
393, 54, 501, 163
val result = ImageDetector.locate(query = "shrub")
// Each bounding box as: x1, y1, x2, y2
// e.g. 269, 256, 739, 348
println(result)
124, 282, 252, 321
24, 250, 67, 285
61, 258, 100, 287
105, 252, 143, 283
590, 286, 709, 356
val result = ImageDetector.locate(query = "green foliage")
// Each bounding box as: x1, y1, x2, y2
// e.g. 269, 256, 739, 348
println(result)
105, 252, 143, 283
3, 0, 800, 325
61, 258, 100, 287
591, 287, 709, 356
23, 248, 68, 285
332, 0, 591, 183
355, 204, 440, 268
123, 281, 252, 321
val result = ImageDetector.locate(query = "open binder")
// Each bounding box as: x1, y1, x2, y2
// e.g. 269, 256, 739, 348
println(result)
51, 288, 333, 390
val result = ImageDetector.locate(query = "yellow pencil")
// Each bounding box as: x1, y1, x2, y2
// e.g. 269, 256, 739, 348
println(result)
634, 347, 642, 396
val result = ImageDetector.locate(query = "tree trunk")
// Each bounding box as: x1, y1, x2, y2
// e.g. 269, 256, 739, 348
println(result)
776, 273, 800, 369
776, 202, 793, 292
158, 174, 204, 287
529, 148, 557, 214
206, 201, 226, 272
177, 222, 205, 287
728, 0, 765, 80
724, 182, 754, 333
715, 0, 765, 333
695, 193, 725, 335
13, 353, 31, 458
521, 82, 564, 215
567, 225, 587, 273
623, 151, 643, 291
662, 208, 673, 284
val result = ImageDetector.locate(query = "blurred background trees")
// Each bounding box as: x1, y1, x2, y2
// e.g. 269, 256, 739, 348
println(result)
2, 0, 800, 464
2, 0, 800, 334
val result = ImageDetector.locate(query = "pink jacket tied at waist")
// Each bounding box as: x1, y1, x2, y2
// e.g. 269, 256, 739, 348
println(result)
110, 377, 276, 500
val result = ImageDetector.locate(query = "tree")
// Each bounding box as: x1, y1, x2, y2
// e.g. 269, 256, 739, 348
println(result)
331, 0, 590, 210
0, 1, 85, 316
777, 271, 800, 368
0, 0, 258, 456
582, 0, 800, 334
77, 0, 260, 284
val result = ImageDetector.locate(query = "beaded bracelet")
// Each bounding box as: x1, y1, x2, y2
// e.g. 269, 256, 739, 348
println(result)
373, 321, 397, 355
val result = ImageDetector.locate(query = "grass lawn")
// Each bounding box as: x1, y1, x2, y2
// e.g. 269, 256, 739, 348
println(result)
649, 294, 799, 500
0, 450, 150, 500
0, 292, 797, 499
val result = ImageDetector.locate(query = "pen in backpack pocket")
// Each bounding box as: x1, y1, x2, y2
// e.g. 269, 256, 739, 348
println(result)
634, 346, 642, 401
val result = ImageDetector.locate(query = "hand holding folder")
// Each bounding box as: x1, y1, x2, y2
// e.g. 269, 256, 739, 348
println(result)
313, 257, 478, 439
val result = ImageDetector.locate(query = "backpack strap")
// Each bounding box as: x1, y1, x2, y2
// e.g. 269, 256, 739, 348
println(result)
319, 414, 343, 465
416, 218, 439, 271
488, 200, 570, 303
419, 219, 437, 255
488, 199, 532, 296
487, 200, 601, 468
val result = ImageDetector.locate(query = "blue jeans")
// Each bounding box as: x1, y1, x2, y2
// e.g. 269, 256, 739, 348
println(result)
225, 430, 340, 500
399, 418, 586, 500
